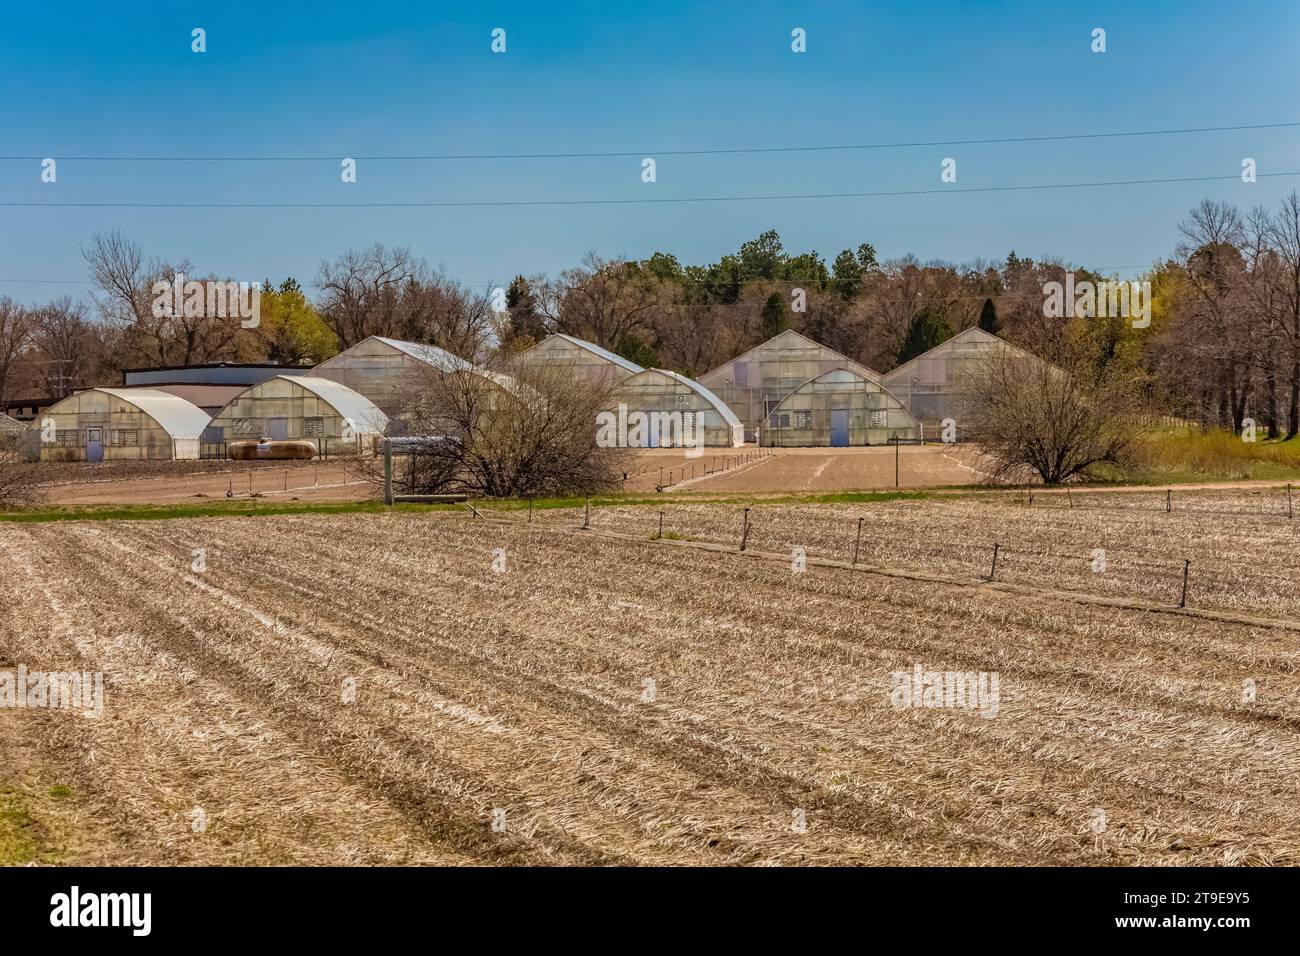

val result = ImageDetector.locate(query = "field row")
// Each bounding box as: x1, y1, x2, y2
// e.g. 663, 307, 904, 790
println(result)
2, 508, 1298, 865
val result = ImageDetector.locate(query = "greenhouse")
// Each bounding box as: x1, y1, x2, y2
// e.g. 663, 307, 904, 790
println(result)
763, 369, 918, 447
614, 368, 744, 448
881, 327, 1041, 427
205, 375, 388, 457
699, 330, 880, 442
30, 387, 212, 462
307, 335, 476, 419
515, 333, 643, 385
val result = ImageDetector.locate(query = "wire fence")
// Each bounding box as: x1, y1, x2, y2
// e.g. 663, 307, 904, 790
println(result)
504, 492, 1300, 622
1000, 484, 1299, 522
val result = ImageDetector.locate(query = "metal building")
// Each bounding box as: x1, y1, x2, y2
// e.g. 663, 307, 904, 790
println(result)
205, 375, 388, 457
30, 388, 212, 462
615, 368, 745, 447
123, 362, 298, 387
307, 336, 475, 418
514, 333, 643, 385
881, 327, 1038, 427
763, 369, 919, 447
698, 330, 881, 442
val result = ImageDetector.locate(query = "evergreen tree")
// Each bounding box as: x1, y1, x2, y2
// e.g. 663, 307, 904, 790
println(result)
505, 276, 544, 342
895, 307, 954, 365
977, 297, 1001, 335
614, 331, 659, 368
760, 291, 790, 339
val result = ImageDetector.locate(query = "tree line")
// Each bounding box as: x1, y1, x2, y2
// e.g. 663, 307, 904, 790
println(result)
3, 194, 1298, 435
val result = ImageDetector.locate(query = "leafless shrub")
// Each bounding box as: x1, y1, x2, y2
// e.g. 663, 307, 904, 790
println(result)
962, 347, 1147, 484
0, 457, 43, 508
361, 359, 632, 498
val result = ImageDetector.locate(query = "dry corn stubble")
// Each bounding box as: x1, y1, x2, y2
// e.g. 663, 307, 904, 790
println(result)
1, 496, 1297, 865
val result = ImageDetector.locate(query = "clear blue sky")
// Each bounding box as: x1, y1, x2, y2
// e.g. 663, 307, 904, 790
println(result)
1, 0, 1297, 302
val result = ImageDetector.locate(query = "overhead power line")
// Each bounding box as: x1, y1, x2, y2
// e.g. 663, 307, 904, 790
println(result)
0, 121, 1295, 162
2, 170, 1296, 208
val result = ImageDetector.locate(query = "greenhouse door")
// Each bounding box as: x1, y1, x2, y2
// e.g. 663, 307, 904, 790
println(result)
267, 418, 288, 440
830, 409, 849, 447
86, 427, 104, 462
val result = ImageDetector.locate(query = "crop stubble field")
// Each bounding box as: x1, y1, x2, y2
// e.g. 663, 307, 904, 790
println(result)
1, 492, 1298, 865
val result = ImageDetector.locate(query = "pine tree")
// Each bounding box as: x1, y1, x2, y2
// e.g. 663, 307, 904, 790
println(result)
760, 292, 789, 339
977, 297, 1001, 335
614, 331, 659, 368
896, 307, 954, 365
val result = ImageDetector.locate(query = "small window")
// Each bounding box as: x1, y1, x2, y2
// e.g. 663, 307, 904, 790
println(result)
57, 429, 80, 447
792, 411, 812, 429
778, 413, 790, 428
112, 430, 139, 446
869, 410, 887, 428
231, 418, 255, 436
303, 417, 324, 437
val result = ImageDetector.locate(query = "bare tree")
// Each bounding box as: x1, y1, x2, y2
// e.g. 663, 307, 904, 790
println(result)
1173, 200, 1253, 430
316, 244, 491, 359
550, 253, 661, 350
1268, 191, 1300, 436
963, 348, 1147, 484
30, 297, 101, 399
83, 231, 236, 366
0, 297, 34, 403
373, 358, 631, 498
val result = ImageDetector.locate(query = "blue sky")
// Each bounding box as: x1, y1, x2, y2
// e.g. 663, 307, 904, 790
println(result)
1, 0, 1297, 302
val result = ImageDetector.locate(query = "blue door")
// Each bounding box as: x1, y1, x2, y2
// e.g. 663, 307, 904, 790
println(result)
830, 409, 849, 447
86, 427, 104, 462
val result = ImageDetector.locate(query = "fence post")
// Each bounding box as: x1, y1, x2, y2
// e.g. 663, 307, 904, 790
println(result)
528, 497, 533, 523
740, 508, 751, 551
1067, 487, 1073, 509
1178, 559, 1190, 608
657, 511, 664, 540
987, 542, 999, 581
852, 516, 864, 566
583, 497, 590, 530
1166, 489, 1172, 513
1289, 483, 1293, 520
382, 441, 394, 505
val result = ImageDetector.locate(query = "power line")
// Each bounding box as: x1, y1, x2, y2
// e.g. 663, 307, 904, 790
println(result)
2, 121, 1295, 162
3, 169, 1297, 208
